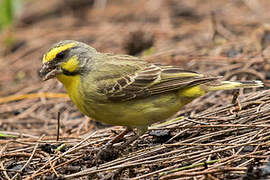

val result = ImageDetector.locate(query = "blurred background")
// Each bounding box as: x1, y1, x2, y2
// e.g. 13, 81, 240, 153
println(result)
1, 0, 270, 136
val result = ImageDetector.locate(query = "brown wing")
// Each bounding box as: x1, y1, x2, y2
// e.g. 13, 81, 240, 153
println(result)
103, 64, 219, 101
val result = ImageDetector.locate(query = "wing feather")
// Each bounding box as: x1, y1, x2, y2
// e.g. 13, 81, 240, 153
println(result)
101, 64, 219, 101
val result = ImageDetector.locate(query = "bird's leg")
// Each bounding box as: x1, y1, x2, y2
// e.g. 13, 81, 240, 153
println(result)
95, 127, 132, 165
114, 127, 147, 150
95, 127, 148, 165
119, 132, 139, 148
109, 127, 132, 144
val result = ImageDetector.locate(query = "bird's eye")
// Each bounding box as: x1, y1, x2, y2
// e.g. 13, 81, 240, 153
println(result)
56, 51, 65, 60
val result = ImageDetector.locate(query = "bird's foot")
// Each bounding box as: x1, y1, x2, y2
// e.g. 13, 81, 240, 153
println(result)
95, 127, 132, 166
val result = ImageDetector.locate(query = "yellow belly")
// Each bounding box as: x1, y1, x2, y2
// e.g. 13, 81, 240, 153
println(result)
87, 94, 182, 126
57, 74, 206, 129
86, 86, 206, 128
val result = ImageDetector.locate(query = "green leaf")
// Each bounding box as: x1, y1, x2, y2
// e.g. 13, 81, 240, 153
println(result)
0, 0, 22, 30
0, 132, 18, 138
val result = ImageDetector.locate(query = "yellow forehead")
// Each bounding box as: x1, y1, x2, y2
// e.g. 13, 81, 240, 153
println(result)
43, 43, 75, 63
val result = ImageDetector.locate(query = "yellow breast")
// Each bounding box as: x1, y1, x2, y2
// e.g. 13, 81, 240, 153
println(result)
56, 74, 88, 115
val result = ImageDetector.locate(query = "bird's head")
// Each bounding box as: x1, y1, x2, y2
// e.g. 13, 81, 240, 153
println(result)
39, 40, 97, 81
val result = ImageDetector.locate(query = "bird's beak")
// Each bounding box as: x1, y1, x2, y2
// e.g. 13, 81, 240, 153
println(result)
39, 62, 61, 81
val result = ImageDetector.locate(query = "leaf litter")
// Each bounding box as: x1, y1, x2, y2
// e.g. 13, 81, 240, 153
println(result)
1, 0, 270, 179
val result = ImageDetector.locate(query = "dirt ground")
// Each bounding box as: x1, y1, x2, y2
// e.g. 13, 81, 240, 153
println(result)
1, 0, 270, 179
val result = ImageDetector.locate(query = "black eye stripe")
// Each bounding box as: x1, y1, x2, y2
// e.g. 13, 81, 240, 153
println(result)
54, 48, 72, 61
56, 51, 65, 59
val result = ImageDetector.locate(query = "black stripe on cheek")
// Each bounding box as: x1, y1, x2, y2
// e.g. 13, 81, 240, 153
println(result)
62, 68, 79, 76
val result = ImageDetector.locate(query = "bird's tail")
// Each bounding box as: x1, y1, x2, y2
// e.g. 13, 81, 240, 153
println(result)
206, 80, 264, 91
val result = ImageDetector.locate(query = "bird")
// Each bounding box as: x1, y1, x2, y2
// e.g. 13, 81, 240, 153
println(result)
39, 40, 263, 149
